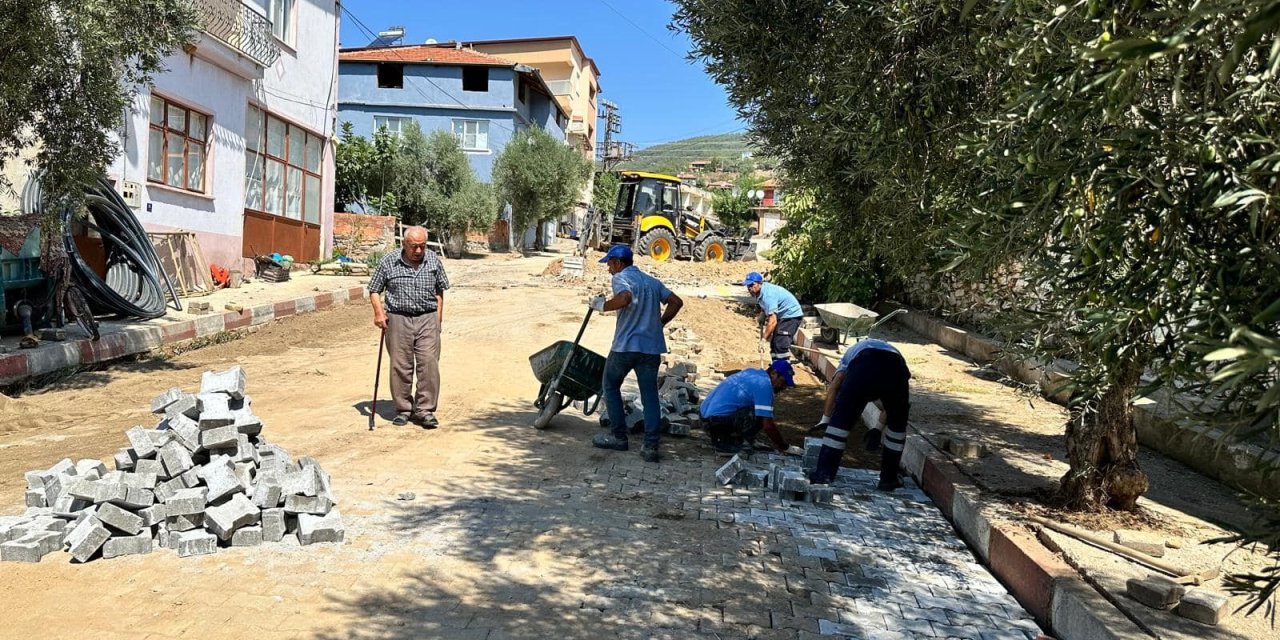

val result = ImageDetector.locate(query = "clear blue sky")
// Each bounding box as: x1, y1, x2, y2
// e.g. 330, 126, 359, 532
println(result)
337, 0, 744, 148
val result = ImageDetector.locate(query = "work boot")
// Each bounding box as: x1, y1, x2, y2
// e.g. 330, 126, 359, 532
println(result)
877, 447, 904, 491
592, 433, 629, 451
809, 444, 844, 484
712, 439, 742, 456
640, 446, 660, 463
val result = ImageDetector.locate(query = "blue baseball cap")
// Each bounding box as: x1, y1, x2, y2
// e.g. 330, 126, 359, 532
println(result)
599, 244, 633, 263
743, 272, 764, 286
768, 359, 796, 387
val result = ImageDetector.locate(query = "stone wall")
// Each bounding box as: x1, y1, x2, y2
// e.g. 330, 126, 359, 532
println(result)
332, 213, 396, 260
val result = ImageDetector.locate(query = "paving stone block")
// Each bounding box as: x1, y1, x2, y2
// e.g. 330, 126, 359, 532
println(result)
159, 442, 195, 478
144, 429, 175, 450
205, 493, 259, 540
808, 486, 834, 504
154, 477, 183, 503
133, 458, 165, 478
74, 459, 108, 477
138, 504, 167, 527
1114, 529, 1166, 557
779, 470, 810, 493
716, 455, 745, 485
150, 387, 186, 413
261, 508, 285, 542
125, 426, 158, 459
94, 482, 129, 505
233, 410, 263, 437
155, 522, 170, 549
166, 513, 204, 532
201, 365, 246, 400
197, 393, 234, 430
284, 494, 334, 515
199, 455, 245, 502
233, 433, 255, 463
51, 492, 92, 517
66, 516, 111, 562
233, 462, 255, 491
114, 487, 154, 510
118, 471, 158, 491
96, 503, 145, 535
163, 393, 203, 421
1176, 588, 1228, 625
1126, 575, 1185, 610
176, 530, 217, 557
47, 458, 75, 476
165, 487, 208, 516
161, 414, 201, 452
297, 508, 344, 545
113, 448, 138, 471
103, 533, 153, 559
25, 490, 45, 508
231, 525, 264, 547
201, 424, 239, 450
282, 467, 320, 497
1, 530, 62, 562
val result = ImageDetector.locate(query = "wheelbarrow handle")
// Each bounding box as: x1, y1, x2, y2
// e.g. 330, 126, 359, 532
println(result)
547, 307, 594, 403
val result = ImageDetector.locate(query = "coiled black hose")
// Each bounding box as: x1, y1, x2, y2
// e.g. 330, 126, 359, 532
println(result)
22, 175, 173, 319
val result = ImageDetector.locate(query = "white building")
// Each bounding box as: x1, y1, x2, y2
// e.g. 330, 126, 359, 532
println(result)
110, 0, 339, 270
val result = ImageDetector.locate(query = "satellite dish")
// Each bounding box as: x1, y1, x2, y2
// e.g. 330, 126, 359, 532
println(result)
425, 38, 437, 44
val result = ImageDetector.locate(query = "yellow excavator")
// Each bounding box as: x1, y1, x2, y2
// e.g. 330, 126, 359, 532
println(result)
581, 171, 753, 262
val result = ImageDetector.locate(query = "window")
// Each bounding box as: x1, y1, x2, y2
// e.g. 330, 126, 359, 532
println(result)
244, 105, 324, 224
452, 119, 489, 151
148, 95, 208, 193
269, 0, 293, 43
373, 116, 409, 137
462, 67, 488, 92
517, 80, 527, 104
377, 63, 404, 89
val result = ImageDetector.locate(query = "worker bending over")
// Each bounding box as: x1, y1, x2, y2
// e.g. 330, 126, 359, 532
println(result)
809, 339, 911, 491
744, 272, 804, 361
699, 360, 800, 456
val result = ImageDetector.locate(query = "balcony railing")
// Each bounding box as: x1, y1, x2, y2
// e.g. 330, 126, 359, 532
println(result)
195, 0, 282, 68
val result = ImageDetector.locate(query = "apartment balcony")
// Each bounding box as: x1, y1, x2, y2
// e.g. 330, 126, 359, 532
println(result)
190, 0, 282, 78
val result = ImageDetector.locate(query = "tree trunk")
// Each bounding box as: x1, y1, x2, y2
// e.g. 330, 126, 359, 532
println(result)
1059, 362, 1149, 511
535, 222, 546, 251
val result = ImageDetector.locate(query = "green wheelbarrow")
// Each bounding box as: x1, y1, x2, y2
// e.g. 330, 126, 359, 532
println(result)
529, 308, 607, 429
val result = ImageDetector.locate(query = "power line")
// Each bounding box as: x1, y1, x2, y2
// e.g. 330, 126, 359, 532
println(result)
599, 0, 688, 62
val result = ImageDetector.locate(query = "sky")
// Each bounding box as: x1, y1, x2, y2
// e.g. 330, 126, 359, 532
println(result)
337, 0, 744, 148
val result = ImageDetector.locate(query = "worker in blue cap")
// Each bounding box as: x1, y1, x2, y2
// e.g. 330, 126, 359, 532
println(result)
744, 272, 804, 361
698, 359, 802, 456
588, 244, 684, 463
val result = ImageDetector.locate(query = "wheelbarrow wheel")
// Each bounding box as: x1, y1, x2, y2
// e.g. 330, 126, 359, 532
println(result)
533, 391, 563, 430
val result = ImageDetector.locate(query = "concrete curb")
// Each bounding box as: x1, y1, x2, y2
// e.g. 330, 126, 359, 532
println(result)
794, 327, 1148, 640
0, 286, 368, 386
870, 302, 1280, 500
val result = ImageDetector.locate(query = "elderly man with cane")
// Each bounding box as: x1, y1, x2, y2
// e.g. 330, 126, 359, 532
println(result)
368, 226, 450, 429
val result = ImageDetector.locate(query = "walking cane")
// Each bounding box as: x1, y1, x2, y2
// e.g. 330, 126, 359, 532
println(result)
370, 328, 385, 431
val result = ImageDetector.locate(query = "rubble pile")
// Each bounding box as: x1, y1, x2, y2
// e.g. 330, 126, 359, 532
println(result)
0, 366, 343, 563
715, 437, 834, 505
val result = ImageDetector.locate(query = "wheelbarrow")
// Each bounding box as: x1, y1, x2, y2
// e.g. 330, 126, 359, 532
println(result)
813, 303, 907, 345
529, 308, 607, 429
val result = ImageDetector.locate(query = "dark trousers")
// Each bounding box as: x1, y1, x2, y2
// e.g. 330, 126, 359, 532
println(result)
602, 351, 662, 449
770, 316, 803, 360
705, 407, 760, 449
813, 348, 911, 484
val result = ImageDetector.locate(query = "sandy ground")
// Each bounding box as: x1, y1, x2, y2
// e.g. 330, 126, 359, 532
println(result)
1, 244, 1273, 638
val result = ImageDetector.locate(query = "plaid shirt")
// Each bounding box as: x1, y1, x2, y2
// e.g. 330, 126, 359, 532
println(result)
368, 250, 450, 316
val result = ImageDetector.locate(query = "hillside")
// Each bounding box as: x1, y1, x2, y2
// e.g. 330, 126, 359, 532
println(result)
616, 132, 767, 174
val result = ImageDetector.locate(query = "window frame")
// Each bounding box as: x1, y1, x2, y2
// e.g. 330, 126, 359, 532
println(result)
373, 115, 409, 137
244, 104, 325, 224
268, 0, 295, 46
147, 94, 210, 194
451, 119, 490, 152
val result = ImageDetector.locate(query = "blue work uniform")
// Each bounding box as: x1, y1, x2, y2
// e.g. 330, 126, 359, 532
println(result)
602, 266, 674, 450
700, 368, 776, 451
756, 282, 803, 359
836, 339, 901, 372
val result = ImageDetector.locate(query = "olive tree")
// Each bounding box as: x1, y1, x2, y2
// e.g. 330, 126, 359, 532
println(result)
492, 127, 591, 250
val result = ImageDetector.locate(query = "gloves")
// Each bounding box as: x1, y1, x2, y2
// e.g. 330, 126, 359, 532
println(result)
757, 339, 767, 354
588, 296, 606, 312
784, 445, 804, 456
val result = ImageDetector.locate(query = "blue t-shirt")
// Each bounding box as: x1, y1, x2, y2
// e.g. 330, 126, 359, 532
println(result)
700, 369, 775, 419
837, 339, 900, 373
610, 266, 674, 354
757, 282, 803, 320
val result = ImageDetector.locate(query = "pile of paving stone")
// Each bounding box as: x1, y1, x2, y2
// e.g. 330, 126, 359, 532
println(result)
0, 366, 343, 563
715, 437, 835, 505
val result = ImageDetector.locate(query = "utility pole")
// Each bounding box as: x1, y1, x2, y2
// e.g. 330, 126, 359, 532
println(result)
597, 100, 633, 172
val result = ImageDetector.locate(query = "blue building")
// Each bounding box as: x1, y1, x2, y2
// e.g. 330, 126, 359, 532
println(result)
337, 43, 567, 182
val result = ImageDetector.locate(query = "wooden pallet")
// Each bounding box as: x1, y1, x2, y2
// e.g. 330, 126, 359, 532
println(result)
147, 231, 213, 297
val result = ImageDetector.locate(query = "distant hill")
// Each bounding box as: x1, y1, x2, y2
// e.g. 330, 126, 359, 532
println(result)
616, 132, 766, 175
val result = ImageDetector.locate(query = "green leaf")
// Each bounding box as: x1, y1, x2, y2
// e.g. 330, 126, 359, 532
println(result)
1204, 347, 1250, 362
